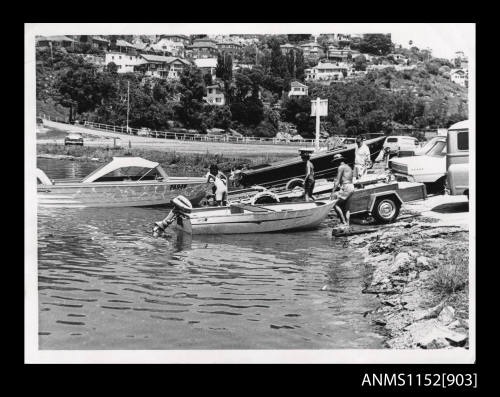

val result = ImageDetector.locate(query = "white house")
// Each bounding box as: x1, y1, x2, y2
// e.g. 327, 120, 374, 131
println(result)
204, 83, 225, 106
450, 69, 468, 87
105, 52, 144, 73
288, 81, 308, 97
305, 62, 349, 82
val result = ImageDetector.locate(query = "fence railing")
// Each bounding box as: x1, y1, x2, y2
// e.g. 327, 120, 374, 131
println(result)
40, 115, 326, 147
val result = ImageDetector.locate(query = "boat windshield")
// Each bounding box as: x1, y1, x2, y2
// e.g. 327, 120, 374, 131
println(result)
425, 140, 447, 157
94, 166, 164, 182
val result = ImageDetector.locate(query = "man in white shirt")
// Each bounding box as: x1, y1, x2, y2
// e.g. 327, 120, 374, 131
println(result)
206, 164, 228, 206
354, 136, 371, 180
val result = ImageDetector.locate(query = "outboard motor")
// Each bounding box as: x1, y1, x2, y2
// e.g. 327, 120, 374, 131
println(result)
152, 195, 192, 237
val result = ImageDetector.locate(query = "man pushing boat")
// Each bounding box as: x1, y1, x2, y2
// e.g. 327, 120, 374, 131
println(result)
330, 153, 355, 227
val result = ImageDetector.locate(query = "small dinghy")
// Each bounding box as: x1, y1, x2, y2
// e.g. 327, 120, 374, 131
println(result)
153, 196, 336, 235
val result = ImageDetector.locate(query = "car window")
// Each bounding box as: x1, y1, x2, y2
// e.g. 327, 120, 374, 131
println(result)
386, 137, 398, 143
426, 140, 447, 157
457, 131, 469, 150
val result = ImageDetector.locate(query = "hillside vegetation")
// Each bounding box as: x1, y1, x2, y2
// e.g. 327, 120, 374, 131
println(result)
36, 36, 468, 139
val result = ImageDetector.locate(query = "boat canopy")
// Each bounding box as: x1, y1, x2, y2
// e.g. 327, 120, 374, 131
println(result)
36, 168, 53, 185
82, 157, 168, 183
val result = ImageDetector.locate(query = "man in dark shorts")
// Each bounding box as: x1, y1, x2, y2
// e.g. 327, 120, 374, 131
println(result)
330, 153, 355, 226
300, 149, 315, 201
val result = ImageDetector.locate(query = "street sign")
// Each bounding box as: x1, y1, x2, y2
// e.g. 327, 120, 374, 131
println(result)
311, 99, 328, 116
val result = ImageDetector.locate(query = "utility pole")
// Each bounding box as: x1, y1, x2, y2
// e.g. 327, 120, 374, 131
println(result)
126, 80, 130, 134
315, 97, 321, 151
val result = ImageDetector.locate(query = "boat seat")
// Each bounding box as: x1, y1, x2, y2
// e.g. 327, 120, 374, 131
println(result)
229, 204, 270, 214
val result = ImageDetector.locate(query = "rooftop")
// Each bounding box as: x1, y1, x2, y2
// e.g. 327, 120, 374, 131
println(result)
37, 35, 76, 43
194, 58, 218, 68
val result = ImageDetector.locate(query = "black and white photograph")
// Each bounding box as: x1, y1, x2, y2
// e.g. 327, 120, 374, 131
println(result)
25, 23, 475, 364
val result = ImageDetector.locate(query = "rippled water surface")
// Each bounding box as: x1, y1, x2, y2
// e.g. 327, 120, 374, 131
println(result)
37, 158, 383, 349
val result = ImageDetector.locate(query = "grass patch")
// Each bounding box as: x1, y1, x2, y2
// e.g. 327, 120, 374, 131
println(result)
431, 246, 468, 296
37, 143, 291, 176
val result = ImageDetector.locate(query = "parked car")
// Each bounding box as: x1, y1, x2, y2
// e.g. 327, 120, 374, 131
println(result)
64, 132, 84, 146
389, 136, 447, 192
138, 127, 151, 137
383, 136, 420, 156
414, 136, 445, 155
446, 120, 469, 199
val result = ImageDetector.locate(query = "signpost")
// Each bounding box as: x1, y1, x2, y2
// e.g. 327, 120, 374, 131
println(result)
311, 97, 328, 151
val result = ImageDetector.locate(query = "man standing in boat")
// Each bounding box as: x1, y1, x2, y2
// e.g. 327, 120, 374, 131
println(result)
330, 154, 355, 227
300, 148, 315, 201
354, 136, 371, 180
206, 164, 228, 206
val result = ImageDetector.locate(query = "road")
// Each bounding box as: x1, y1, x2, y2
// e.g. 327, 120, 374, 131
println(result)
38, 120, 306, 157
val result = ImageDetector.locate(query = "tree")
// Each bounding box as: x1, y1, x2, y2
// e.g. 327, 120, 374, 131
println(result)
353, 55, 367, 71
359, 34, 393, 55
107, 62, 118, 74
287, 34, 312, 44
216, 53, 233, 104
174, 67, 206, 128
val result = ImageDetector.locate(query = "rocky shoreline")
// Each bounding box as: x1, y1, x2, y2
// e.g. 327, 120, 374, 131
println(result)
340, 214, 469, 350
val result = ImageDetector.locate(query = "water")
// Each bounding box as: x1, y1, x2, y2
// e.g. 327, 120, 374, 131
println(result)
37, 158, 384, 349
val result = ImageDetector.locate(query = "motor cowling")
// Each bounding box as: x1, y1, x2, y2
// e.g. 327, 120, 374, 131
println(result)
171, 195, 193, 213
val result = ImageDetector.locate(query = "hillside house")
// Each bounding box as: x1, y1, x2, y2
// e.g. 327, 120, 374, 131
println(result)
104, 52, 143, 73
217, 41, 243, 56
187, 38, 219, 59
327, 45, 359, 62
113, 39, 137, 54
158, 35, 191, 46
450, 69, 468, 87
288, 81, 309, 97
305, 62, 348, 82
138, 55, 191, 79
151, 38, 185, 57
36, 35, 76, 49
204, 83, 226, 106
299, 42, 324, 60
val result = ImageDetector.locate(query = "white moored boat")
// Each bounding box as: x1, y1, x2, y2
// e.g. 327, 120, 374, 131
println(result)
155, 198, 336, 235
37, 157, 208, 208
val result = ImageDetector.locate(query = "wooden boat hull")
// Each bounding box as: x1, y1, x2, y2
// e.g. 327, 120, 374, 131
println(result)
239, 136, 386, 188
37, 178, 208, 208
175, 200, 336, 235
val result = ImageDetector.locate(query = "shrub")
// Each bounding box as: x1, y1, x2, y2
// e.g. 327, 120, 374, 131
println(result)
431, 248, 468, 295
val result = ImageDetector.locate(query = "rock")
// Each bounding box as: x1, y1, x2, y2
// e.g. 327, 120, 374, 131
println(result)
406, 319, 468, 349
413, 300, 447, 321
408, 251, 419, 258
423, 337, 450, 349
459, 318, 469, 329
438, 306, 455, 325
416, 256, 432, 270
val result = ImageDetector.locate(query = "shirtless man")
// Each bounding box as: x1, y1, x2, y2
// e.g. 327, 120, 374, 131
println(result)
300, 149, 315, 201
330, 153, 355, 226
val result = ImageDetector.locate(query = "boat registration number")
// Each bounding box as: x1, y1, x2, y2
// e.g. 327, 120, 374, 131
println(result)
170, 184, 187, 190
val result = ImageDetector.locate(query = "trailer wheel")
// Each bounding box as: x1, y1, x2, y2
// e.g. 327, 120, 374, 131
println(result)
285, 178, 304, 190
250, 191, 280, 205
372, 197, 400, 223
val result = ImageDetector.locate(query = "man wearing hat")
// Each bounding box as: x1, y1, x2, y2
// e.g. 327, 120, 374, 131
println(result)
330, 153, 355, 226
300, 148, 315, 201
